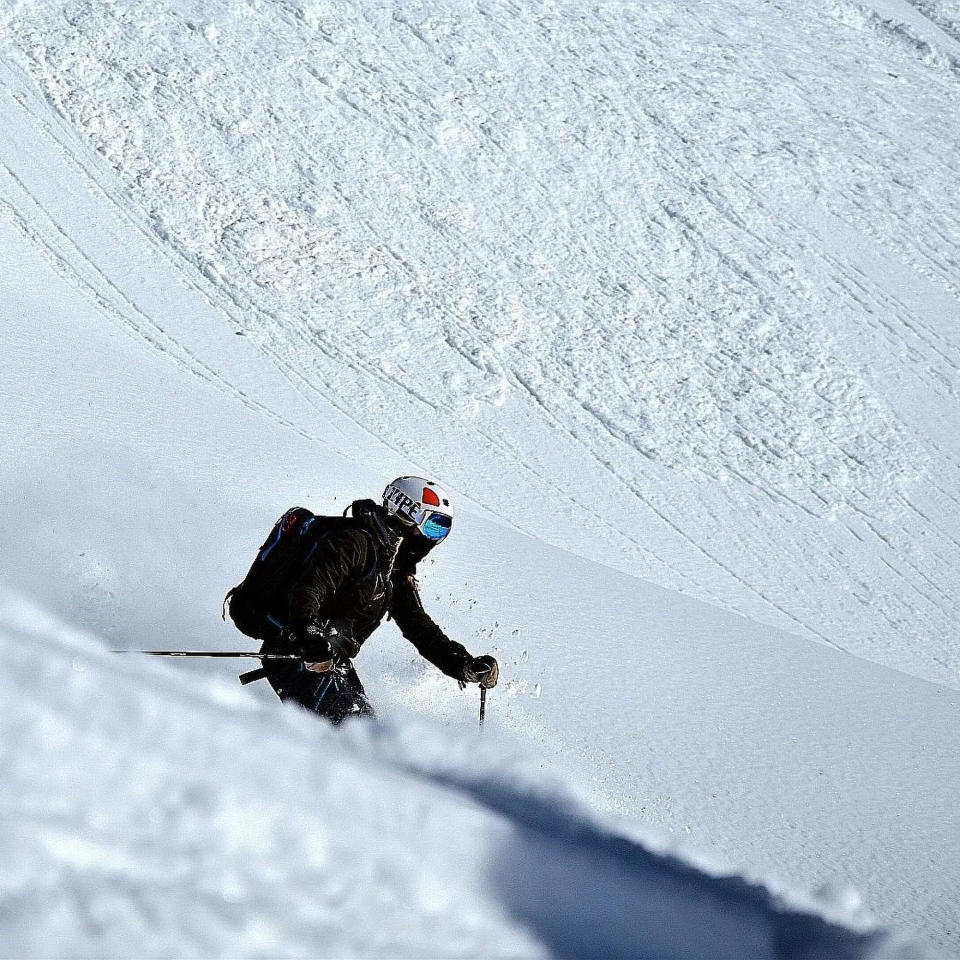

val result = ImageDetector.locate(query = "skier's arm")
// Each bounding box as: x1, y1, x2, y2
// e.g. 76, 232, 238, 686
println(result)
390, 574, 473, 680
286, 530, 368, 630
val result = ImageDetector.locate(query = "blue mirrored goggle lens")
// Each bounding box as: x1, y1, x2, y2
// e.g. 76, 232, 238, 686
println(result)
421, 512, 452, 541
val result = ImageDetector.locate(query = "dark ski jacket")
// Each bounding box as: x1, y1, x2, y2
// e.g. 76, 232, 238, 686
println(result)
282, 499, 472, 679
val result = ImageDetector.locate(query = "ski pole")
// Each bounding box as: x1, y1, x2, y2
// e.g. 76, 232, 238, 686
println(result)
111, 650, 303, 659
479, 685, 487, 727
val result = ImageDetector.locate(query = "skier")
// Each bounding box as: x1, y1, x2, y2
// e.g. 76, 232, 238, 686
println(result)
236, 477, 499, 724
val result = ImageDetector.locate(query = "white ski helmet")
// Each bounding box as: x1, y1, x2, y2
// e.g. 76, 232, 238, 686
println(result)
382, 476, 453, 542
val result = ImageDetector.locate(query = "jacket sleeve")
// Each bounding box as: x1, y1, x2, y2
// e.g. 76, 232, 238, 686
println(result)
286, 529, 369, 630
391, 574, 473, 680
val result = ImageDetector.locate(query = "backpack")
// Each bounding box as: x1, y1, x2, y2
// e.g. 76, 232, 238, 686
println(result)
223, 506, 373, 639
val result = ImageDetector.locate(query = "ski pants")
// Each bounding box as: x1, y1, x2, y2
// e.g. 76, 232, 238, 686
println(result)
268, 660, 375, 725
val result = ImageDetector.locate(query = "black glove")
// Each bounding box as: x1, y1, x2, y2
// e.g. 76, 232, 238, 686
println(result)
461, 655, 499, 689
280, 622, 332, 659
325, 622, 360, 661
272, 623, 332, 674
298, 620, 363, 661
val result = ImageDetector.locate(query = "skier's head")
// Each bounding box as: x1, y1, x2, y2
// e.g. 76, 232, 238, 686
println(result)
382, 476, 453, 544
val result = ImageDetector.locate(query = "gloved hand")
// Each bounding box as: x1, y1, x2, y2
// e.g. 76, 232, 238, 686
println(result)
276, 624, 333, 673
298, 620, 363, 662
461, 654, 499, 689
280, 622, 331, 658
324, 621, 360, 661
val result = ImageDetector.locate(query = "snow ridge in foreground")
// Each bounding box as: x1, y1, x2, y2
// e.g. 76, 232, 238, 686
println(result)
0, 591, 888, 959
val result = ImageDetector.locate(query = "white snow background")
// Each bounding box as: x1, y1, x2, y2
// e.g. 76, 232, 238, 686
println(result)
1, 0, 958, 956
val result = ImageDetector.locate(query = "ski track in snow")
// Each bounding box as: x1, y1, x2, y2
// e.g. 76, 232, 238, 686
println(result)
3, 0, 959, 687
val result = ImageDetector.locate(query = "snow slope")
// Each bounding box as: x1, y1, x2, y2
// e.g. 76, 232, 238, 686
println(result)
4, 0, 959, 688
0, 154, 898, 951
1, 0, 959, 955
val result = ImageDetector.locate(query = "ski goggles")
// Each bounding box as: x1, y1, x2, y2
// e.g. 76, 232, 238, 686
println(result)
419, 511, 452, 541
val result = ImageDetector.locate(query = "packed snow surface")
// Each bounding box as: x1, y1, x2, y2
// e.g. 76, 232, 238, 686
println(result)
2, 0, 959, 956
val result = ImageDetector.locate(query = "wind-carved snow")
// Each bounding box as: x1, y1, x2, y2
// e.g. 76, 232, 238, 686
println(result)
6, 0, 959, 684
906, 0, 960, 41
6, 1, 921, 495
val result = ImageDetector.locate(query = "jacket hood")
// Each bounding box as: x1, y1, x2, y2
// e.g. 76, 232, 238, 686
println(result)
349, 499, 403, 556
349, 498, 437, 574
